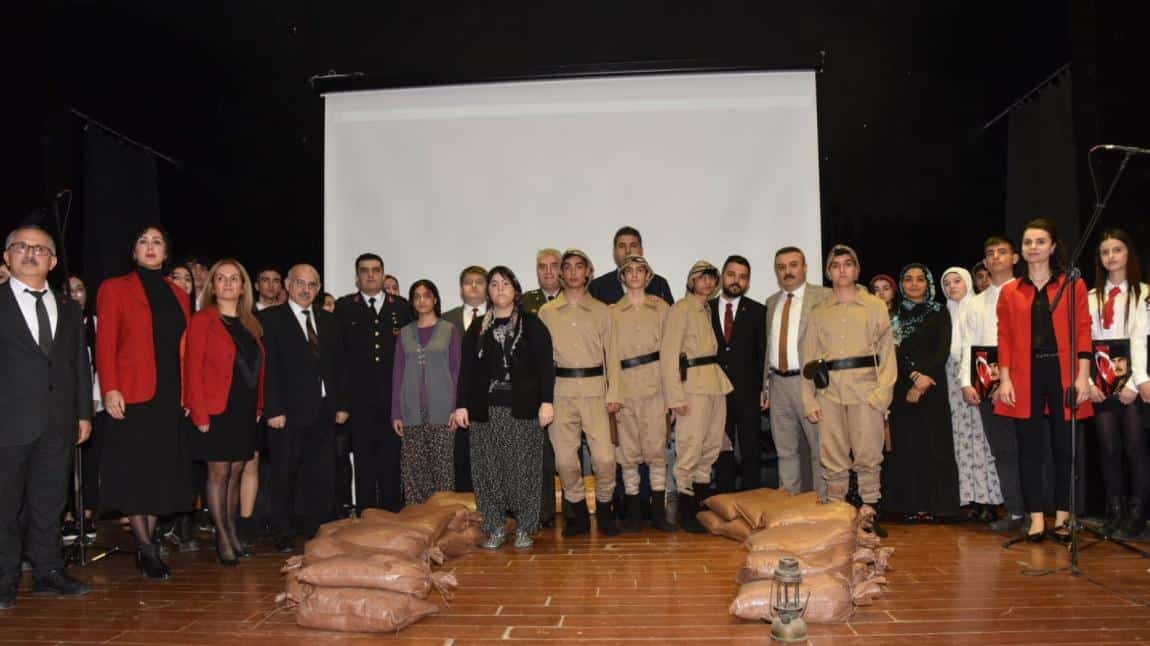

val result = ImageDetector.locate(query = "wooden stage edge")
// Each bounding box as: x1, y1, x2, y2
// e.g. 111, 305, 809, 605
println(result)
3, 519, 1150, 644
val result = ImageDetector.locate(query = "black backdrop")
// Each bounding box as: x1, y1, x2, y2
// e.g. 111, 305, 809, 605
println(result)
4, 1, 1147, 290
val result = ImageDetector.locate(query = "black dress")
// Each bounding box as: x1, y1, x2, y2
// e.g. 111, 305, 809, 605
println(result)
883, 304, 961, 517
190, 315, 261, 462
100, 268, 195, 516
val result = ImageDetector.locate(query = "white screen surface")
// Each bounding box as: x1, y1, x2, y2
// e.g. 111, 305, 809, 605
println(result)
323, 71, 821, 305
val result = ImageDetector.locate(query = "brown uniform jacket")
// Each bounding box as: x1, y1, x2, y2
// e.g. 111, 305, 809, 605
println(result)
539, 291, 616, 401
660, 296, 734, 408
607, 294, 670, 403
800, 286, 897, 416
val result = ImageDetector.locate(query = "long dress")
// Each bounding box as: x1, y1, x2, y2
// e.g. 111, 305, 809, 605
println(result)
190, 315, 261, 462
945, 355, 1003, 506
100, 268, 195, 516
883, 304, 961, 517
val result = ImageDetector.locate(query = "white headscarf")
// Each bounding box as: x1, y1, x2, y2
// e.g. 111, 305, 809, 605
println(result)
941, 266, 973, 363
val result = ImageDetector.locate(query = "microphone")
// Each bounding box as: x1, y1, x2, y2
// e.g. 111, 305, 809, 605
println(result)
55, 188, 72, 199
1093, 144, 1150, 155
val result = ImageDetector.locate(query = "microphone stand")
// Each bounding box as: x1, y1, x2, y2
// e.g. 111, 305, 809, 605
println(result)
1044, 148, 1149, 573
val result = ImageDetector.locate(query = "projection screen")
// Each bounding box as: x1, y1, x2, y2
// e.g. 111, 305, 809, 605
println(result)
323, 70, 821, 305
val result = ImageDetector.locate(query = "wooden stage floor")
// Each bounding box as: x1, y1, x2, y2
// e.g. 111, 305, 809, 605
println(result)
3, 519, 1150, 644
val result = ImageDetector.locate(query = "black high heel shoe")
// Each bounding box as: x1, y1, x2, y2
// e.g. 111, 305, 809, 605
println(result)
215, 537, 239, 567
137, 544, 171, 579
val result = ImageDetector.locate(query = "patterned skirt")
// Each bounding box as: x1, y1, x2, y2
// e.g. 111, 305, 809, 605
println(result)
470, 406, 545, 535
400, 424, 455, 506
946, 358, 1003, 505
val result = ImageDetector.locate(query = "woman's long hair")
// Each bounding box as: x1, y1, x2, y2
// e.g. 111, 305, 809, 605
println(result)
201, 259, 263, 338
407, 279, 442, 318
1022, 218, 1068, 275
1094, 228, 1143, 333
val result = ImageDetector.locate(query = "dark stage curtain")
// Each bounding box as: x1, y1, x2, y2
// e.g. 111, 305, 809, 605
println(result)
81, 126, 161, 292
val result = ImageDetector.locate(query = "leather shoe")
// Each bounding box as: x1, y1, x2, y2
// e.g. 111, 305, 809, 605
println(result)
0, 581, 15, 610
1026, 531, 1044, 543
989, 516, 1025, 534
32, 570, 90, 597
275, 535, 295, 553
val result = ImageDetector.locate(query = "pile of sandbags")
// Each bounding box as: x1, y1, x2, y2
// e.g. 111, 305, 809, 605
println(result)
704, 488, 893, 624
280, 493, 485, 633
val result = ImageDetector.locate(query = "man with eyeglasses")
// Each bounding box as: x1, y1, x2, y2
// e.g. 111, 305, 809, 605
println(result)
335, 253, 412, 513
258, 264, 349, 552
0, 225, 93, 608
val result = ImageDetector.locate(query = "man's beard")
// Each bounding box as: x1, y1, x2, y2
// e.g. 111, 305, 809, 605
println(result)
721, 284, 743, 298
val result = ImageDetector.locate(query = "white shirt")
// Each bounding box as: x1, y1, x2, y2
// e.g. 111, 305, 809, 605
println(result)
718, 295, 742, 340
361, 291, 383, 314
255, 301, 274, 311
10, 276, 58, 345
1089, 280, 1149, 390
769, 283, 805, 370
462, 303, 487, 331
959, 278, 1014, 388
288, 299, 326, 397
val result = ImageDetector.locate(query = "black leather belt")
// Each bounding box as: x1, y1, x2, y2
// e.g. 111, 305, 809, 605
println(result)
770, 368, 801, 377
555, 366, 604, 378
679, 354, 719, 381
827, 355, 878, 371
621, 351, 660, 370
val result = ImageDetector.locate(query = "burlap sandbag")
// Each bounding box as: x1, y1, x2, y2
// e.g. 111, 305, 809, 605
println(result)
304, 535, 372, 562
296, 553, 451, 598
703, 487, 791, 523
735, 545, 853, 584
295, 586, 440, 633
730, 571, 854, 624
315, 517, 361, 538
743, 521, 855, 554
328, 524, 433, 561
436, 524, 485, 559
359, 506, 462, 542
697, 510, 753, 542
737, 492, 857, 530
425, 490, 479, 512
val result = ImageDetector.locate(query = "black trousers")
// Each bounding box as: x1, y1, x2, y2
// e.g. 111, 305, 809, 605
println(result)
0, 429, 70, 579
1017, 355, 1084, 514
267, 402, 335, 537
454, 428, 473, 493
723, 393, 764, 491
978, 400, 1024, 517
333, 425, 353, 510
1095, 398, 1149, 503
349, 403, 402, 512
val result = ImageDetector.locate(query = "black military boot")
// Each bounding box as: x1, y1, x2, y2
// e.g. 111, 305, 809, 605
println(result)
622, 494, 643, 533
678, 492, 707, 534
650, 491, 677, 532
596, 500, 621, 536
562, 500, 590, 537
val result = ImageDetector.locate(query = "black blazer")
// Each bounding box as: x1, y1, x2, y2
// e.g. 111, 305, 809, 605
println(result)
709, 296, 767, 398
259, 303, 349, 425
455, 311, 555, 422
588, 272, 674, 306
0, 285, 92, 447
334, 292, 412, 409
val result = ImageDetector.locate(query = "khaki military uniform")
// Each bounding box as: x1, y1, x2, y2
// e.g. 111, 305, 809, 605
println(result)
800, 286, 897, 504
539, 292, 617, 504
660, 297, 733, 496
607, 294, 671, 494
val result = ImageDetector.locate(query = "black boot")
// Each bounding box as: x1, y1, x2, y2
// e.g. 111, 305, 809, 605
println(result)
562, 500, 590, 537
621, 495, 643, 533
650, 491, 676, 532
136, 544, 170, 580
1120, 498, 1146, 538
678, 492, 707, 534
1101, 496, 1126, 535
596, 500, 621, 536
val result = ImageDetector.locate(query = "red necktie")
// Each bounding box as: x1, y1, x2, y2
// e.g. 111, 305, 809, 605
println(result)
724, 302, 734, 344
1101, 286, 1121, 329
471, 307, 479, 330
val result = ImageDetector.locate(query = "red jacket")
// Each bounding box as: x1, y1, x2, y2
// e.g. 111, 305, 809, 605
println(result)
185, 307, 266, 427
95, 271, 192, 404
994, 273, 1093, 421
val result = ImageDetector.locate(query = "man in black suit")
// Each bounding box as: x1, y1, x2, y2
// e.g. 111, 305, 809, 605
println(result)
334, 253, 412, 513
588, 226, 674, 306
259, 263, 349, 551
709, 255, 767, 492
0, 225, 92, 609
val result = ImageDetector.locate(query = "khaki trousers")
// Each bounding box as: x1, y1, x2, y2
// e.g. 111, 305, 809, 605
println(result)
769, 373, 826, 498
549, 394, 616, 503
673, 393, 726, 496
615, 394, 668, 494
819, 398, 884, 504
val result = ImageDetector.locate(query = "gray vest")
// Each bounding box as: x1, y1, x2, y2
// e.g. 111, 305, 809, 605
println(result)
399, 320, 454, 426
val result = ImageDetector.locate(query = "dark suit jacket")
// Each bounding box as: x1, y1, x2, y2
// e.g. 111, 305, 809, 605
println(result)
709, 296, 767, 398
0, 285, 92, 447
588, 272, 674, 306
259, 302, 348, 426
335, 292, 411, 409
442, 305, 484, 335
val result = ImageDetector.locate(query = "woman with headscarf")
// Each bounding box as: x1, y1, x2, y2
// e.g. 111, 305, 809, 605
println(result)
941, 267, 1003, 523
869, 274, 900, 318
882, 263, 961, 521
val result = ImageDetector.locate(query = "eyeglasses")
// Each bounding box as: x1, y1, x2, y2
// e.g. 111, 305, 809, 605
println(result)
7, 241, 55, 257
290, 278, 320, 290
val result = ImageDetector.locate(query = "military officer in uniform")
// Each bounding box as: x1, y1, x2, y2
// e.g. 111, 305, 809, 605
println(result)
661, 260, 733, 533
335, 252, 412, 513
539, 249, 619, 537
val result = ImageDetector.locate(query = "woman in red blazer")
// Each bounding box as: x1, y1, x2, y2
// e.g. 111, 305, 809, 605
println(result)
95, 225, 193, 579
186, 259, 265, 566
995, 218, 1093, 543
